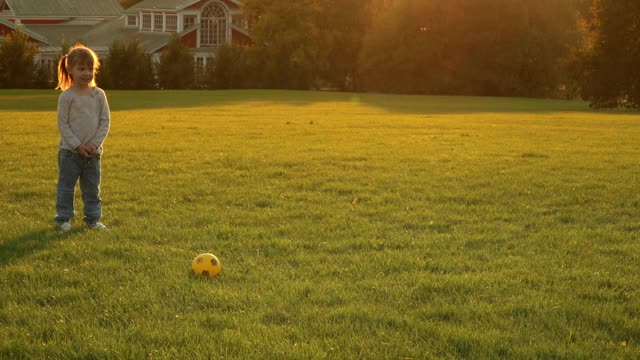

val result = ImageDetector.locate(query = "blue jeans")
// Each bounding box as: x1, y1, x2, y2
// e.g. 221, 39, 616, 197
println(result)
54, 150, 102, 225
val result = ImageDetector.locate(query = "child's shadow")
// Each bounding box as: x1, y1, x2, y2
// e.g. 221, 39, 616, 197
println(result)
0, 228, 81, 267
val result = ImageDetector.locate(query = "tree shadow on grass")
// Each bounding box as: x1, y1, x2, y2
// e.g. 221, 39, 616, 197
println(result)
0, 228, 81, 267
1, 89, 620, 115
105, 90, 596, 114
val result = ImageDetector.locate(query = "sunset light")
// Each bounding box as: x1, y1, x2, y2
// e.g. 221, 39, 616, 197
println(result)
1, 0, 639, 358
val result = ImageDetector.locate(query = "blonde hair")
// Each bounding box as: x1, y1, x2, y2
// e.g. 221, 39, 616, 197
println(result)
56, 44, 101, 90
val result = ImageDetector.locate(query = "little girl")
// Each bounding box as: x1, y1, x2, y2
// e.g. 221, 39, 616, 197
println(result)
54, 44, 110, 231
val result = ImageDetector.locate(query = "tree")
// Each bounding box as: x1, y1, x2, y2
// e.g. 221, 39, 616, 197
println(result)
242, 0, 374, 89
32, 63, 52, 89
44, 36, 72, 87
578, 0, 640, 109
101, 38, 154, 89
242, 0, 377, 90
321, 0, 374, 90
242, 0, 324, 88
0, 28, 38, 88
98, 39, 125, 89
157, 34, 194, 89
358, 0, 580, 97
204, 45, 246, 89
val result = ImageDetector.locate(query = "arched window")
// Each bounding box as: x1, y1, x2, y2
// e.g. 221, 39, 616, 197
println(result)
200, 2, 227, 46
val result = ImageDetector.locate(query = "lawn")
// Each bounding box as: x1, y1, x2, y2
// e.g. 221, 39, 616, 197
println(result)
0, 89, 639, 359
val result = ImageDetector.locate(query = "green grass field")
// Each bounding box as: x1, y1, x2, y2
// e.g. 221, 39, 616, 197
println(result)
0, 89, 639, 359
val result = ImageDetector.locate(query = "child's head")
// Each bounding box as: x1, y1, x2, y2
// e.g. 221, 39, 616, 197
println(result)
56, 44, 101, 90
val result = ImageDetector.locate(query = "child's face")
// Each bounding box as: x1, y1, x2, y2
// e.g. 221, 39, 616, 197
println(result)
70, 61, 94, 88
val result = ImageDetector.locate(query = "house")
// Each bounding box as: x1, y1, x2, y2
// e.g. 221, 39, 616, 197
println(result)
0, 0, 250, 73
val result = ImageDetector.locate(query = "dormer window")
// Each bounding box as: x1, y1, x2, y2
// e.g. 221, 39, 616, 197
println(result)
166, 14, 177, 32
232, 14, 248, 31
153, 14, 163, 31
184, 15, 196, 29
142, 13, 151, 30
127, 15, 137, 27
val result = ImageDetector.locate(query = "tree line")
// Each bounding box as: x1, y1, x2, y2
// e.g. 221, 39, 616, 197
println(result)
0, 0, 638, 109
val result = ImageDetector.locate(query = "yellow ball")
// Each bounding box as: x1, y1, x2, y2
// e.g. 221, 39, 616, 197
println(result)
192, 253, 221, 278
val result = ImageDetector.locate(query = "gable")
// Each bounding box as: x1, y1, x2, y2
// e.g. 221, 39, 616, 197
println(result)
129, 0, 240, 12
128, 0, 200, 11
4, 0, 123, 17
0, 18, 49, 44
184, 0, 240, 11
0, 1, 11, 13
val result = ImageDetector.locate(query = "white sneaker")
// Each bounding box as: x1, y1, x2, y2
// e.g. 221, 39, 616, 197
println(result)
88, 222, 108, 230
59, 222, 71, 231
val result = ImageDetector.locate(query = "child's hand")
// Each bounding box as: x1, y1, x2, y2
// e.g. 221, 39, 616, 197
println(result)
85, 143, 98, 155
76, 144, 91, 158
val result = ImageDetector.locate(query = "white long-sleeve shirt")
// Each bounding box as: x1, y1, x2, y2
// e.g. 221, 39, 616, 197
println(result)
57, 87, 110, 155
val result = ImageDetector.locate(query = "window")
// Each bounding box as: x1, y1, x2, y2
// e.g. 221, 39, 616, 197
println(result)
200, 3, 227, 46
166, 14, 177, 32
154, 14, 163, 31
195, 57, 205, 75
39, 58, 55, 75
232, 14, 247, 30
184, 15, 196, 29
142, 13, 151, 30
39, 59, 47, 71
127, 15, 137, 26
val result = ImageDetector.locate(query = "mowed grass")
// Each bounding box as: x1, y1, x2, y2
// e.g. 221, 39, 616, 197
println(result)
0, 89, 639, 359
